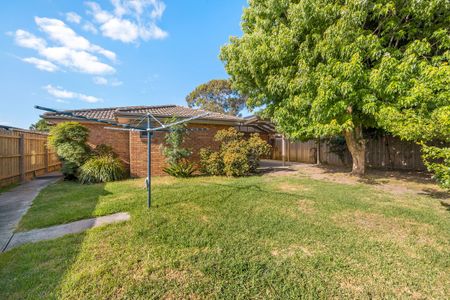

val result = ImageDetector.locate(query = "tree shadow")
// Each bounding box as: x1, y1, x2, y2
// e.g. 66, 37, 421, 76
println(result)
0, 181, 110, 299
419, 189, 450, 200
440, 201, 450, 212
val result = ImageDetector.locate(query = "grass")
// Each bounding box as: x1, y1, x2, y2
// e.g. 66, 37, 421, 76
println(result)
1, 174, 449, 299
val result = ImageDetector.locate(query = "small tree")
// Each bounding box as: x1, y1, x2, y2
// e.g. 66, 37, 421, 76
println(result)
48, 122, 90, 179
186, 79, 247, 116
161, 120, 195, 177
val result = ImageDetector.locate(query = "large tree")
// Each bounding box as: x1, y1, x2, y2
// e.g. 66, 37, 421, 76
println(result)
221, 0, 450, 175
186, 79, 247, 116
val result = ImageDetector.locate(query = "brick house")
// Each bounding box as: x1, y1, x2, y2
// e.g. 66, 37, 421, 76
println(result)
42, 105, 274, 177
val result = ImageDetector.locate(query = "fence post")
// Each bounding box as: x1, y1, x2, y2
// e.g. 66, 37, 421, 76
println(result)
316, 138, 321, 165
44, 143, 49, 173
19, 134, 25, 182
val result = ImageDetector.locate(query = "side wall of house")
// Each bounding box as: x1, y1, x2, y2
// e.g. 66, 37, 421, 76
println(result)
130, 123, 232, 177
48, 120, 131, 170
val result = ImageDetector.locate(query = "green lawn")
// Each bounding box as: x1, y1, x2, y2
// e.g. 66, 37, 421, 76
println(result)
1, 174, 449, 299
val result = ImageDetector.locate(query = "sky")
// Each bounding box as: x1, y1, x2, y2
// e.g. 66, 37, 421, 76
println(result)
0, 0, 247, 128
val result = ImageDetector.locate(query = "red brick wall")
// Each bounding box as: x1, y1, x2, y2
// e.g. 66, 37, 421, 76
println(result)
49, 120, 130, 170
48, 119, 267, 177
129, 123, 232, 177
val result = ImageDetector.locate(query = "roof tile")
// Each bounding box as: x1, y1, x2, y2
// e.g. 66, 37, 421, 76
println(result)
43, 105, 242, 123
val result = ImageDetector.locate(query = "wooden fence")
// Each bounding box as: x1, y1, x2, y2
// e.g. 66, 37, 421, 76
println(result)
272, 135, 426, 171
0, 128, 61, 187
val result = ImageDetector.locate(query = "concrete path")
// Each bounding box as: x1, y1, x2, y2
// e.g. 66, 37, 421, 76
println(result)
4, 212, 130, 252
0, 173, 62, 252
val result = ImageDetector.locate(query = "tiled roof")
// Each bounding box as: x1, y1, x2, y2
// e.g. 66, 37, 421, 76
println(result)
43, 105, 243, 123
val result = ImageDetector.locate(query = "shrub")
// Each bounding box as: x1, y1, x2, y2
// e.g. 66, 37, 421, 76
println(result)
421, 144, 450, 190
48, 122, 90, 179
163, 160, 196, 178
222, 140, 251, 176
247, 133, 272, 172
93, 144, 116, 157
60, 161, 78, 180
200, 128, 271, 177
79, 155, 126, 184
199, 148, 224, 175
161, 120, 195, 177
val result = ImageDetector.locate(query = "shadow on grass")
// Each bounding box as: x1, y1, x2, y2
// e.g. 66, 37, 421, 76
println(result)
440, 201, 450, 212
0, 182, 109, 299
419, 188, 450, 200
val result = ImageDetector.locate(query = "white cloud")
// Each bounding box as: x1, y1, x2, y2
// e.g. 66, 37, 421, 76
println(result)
110, 78, 123, 86
13, 18, 116, 75
93, 76, 108, 85
22, 57, 59, 72
101, 18, 139, 43
44, 84, 103, 103
82, 21, 98, 34
66, 12, 81, 24
93, 76, 123, 86
86, 0, 168, 43
35, 17, 116, 61
40, 46, 115, 74
14, 30, 46, 50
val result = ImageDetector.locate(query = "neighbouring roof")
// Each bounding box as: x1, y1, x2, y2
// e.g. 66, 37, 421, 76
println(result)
42, 105, 243, 123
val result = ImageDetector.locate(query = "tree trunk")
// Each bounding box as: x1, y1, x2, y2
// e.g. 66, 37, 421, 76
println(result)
344, 126, 366, 176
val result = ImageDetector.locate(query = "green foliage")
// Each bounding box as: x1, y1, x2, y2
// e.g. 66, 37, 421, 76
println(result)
163, 160, 196, 178
93, 144, 117, 158
161, 119, 194, 177
60, 161, 79, 180
29, 119, 50, 132
199, 148, 225, 175
200, 128, 271, 177
421, 144, 450, 190
220, 0, 450, 174
79, 155, 126, 184
162, 120, 191, 165
186, 79, 247, 116
48, 122, 90, 179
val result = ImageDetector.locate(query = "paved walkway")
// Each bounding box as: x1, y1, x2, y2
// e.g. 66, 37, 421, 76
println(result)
4, 212, 130, 252
0, 173, 62, 252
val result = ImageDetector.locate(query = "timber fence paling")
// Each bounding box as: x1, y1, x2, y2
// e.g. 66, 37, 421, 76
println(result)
0, 128, 61, 187
272, 135, 426, 171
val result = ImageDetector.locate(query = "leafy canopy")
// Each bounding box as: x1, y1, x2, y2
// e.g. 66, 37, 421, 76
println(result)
220, 0, 450, 141
30, 119, 51, 132
186, 79, 247, 116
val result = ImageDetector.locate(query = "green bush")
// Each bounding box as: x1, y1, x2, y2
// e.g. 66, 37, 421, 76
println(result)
222, 140, 251, 176
199, 148, 224, 175
79, 155, 126, 184
421, 144, 450, 190
163, 160, 196, 178
93, 144, 116, 157
48, 122, 90, 179
161, 120, 195, 178
61, 161, 78, 180
200, 128, 271, 177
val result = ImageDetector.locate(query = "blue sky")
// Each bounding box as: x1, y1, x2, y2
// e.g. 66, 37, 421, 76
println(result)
0, 0, 247, 128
